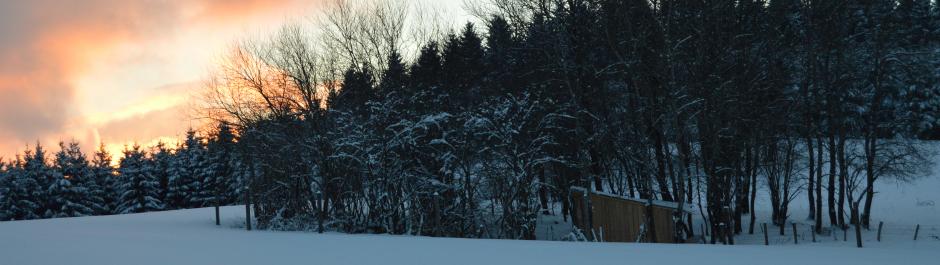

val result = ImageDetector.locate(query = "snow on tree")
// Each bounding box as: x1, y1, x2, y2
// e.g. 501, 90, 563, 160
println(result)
115, 145, 165, 214
49, 141, 100, 217
91, 144, 117, 215
167, 130, 205, 209
0, 156, 41, 221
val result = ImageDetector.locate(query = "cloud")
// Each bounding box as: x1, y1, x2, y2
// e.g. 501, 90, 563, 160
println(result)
0, 0, 318, 159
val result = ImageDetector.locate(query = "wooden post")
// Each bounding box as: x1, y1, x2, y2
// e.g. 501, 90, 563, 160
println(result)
877, 222, 883, 242
762, 223, 769, 246
245, 187, 252, 231
215, 205, 220, 226
853, 203, 862, 248
811, 225, 816, 242
792, 223, 798, 244
855, 223, 862, 248
914, 224, 920, 241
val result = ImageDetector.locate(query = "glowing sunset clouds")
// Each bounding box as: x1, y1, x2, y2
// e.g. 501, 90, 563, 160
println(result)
0, 0, 322, 158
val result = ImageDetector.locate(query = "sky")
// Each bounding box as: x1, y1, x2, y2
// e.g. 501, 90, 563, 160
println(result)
0, 0, 470, 161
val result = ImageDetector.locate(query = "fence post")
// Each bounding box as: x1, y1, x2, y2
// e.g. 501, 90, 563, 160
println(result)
811, 225, 816, 242
245, 187, 252, 231
763, 223, 769, 246
855, 224, 863, 248
877, 222, 883, 242
792, 223, 798, 244
914, 224, 920, 241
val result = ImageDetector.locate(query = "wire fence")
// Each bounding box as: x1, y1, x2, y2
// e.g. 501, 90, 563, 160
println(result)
700, 221, 939, 246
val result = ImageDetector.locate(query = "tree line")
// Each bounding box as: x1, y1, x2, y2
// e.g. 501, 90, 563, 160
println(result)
196, 0, 938, 243
0, 123, 240, 220
3, 0, 938, 244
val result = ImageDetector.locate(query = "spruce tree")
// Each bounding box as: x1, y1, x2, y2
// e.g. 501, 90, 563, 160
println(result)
91, 144, 117, 215
408, 41, 443, 114
205, 122, 237, 206
49, 141, 100, 217
168, 130, 205, 208
0, 158, 40, 221
116, 145, 164, 214
23, 143, 58, 218
0, 152, 42, 220
329, 66, 375, 114
484, 16, 517, 97
150, 142, 173, 204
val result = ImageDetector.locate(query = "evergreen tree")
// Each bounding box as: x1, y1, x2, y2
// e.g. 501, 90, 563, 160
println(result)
0, 156, 41, 220
329, 65, 375, 115
90, 144, 117, 215
378, 51, 408, 102
408, 41, 444, 114
204, 122, 237, 207
0, 148, 43, 220
49, 141, 100, 217
22, 143, 59, 218
116, 145, 164, 214
150, 142, 173, 204
168, 130, 205, 209
441, 24, 486, 108
484, 16, 518, 97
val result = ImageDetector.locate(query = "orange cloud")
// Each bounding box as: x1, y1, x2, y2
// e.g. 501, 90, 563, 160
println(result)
0, 0, 318, 160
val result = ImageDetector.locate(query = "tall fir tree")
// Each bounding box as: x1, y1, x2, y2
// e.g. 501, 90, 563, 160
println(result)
116, 145, 164, 214
49, 141, 100, 217
204, 122, 237, 207
168, 130, 205, 209
0, 156, 40, 220
91, 144, 117, 215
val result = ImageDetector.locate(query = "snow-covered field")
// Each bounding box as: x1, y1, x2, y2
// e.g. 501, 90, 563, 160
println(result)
728, 149, 940, 249
2, 146, 939, 265
0, 205, 936, 265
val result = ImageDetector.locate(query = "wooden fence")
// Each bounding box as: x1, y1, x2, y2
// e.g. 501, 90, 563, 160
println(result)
570, 187, 687, 243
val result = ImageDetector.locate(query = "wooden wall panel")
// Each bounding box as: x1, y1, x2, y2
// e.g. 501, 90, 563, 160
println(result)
570, 189, 682, 243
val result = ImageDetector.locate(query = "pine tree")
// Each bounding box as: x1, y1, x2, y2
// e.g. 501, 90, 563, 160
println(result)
0, 158, 38, 221
0, 152, 42, 220
116, 145, 164, 214
49, 141, 100, 217
329, 66, 376, 115
22, 143, 59, 218
91, 144, 117, 215
205, 122, 237, 207
378, 51, 408, 102
441, 24, 486, 108
484, 16, 518, 97
150, 142, 173, 204
168, 130, 204, 209
408, 41, 444, 114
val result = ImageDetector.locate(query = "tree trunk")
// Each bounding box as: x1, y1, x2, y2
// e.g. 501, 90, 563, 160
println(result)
862, 136, 876, 228
748, 140, 758, 235
815, 136, 824, 233
538, 166, 549, 213
654, 132, 674, 201
806, 136, 816, 220
827, 134, 838, 226
837, 134, 847, 228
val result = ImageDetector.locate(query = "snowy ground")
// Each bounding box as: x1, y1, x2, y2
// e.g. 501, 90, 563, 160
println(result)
534, 143, 940, 249
2, 145, 939, 264
0, 206, 937, 265
728, 146, 940, 249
